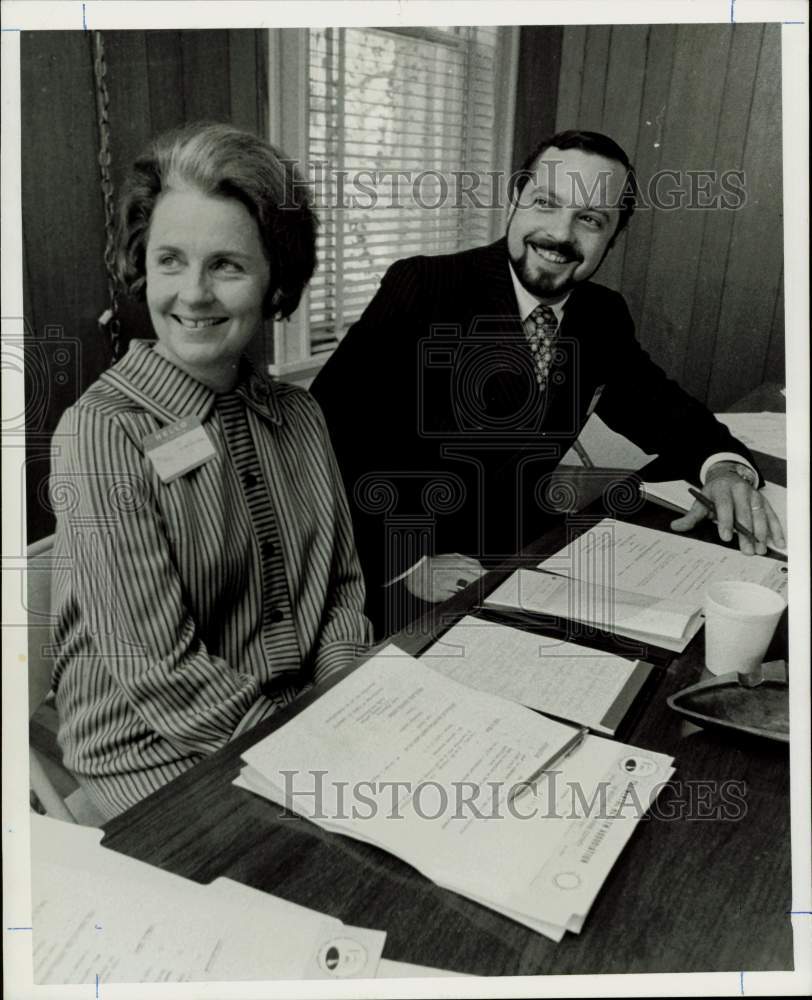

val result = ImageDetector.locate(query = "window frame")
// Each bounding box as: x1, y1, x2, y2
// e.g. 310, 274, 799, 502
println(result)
266, 26, 519, 385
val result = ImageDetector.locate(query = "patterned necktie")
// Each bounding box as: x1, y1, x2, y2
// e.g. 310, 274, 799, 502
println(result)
526, 304, 559, 392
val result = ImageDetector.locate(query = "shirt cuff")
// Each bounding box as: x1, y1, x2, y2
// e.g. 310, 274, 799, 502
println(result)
699, 452, 758, 485
312, 641, 365, 686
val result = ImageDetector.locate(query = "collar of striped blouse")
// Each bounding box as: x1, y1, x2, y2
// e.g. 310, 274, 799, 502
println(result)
101, 339, 283, 427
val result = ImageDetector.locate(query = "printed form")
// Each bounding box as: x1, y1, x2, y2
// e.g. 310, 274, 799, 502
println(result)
420, 615, 648, 734
237, 649, 674, 941
501, 518, 792, 650
539, 518, 787, 602
30, 814, 385, 983
485, 568, 702, 650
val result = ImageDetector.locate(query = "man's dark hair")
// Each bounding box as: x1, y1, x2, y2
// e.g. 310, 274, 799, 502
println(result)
513, 130, 638, 236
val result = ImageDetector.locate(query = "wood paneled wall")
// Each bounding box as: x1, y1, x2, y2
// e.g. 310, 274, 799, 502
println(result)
21, 30, 269, 540
511, 26, 563, 172
552, 23, 784, 410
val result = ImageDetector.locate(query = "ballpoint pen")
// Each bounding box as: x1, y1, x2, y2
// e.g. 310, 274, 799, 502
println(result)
508, 725, 589, 804
687, 487, 758, 546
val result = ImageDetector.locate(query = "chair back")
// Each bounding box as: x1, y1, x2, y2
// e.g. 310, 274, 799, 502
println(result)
26, 535, 106, 826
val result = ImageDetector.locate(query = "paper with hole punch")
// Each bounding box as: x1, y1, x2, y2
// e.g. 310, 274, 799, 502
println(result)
236, 648, 674, 942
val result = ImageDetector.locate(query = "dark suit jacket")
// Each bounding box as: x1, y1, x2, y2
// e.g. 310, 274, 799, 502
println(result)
311, 238, 758, 610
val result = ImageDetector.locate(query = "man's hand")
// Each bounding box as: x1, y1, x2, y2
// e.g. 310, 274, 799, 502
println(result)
402, 553, 487, 603
670, 465, 785, 555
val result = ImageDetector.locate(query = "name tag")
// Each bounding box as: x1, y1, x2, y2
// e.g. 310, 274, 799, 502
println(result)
143, 416, 216, 483
586, 384, 606, 417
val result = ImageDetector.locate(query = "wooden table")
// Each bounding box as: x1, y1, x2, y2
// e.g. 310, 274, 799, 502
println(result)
101, 459, 792, 977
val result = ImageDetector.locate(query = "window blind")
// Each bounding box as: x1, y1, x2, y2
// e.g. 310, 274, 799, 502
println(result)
306, 26, 501, 354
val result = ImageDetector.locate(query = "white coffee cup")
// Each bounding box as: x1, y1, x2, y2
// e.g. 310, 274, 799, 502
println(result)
703, 580, 787, 677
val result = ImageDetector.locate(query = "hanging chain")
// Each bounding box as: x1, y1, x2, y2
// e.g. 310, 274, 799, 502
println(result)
91, 31, 122, 363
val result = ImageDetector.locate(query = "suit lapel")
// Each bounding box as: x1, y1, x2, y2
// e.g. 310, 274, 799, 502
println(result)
464, 240, 533, 424
464, 247, 601, 440
469, 238, 521, 319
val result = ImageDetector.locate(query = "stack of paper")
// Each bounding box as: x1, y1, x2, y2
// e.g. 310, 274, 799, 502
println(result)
31, 813, 385, 983
486, 569, 703, 651
486, 519, 788, 652
419, 615, 651, 735
641, 480, 788, 556
235, 649, 674, 942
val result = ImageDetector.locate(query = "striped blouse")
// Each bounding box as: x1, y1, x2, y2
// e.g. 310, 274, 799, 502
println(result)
50, 339, 372, 819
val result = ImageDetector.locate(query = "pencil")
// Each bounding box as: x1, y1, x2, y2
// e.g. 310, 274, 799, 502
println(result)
687, 487, 758, 546
509, 725, 589, 804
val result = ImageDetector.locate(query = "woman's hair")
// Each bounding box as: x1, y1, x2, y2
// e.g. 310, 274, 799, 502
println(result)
116, 123, 318, 319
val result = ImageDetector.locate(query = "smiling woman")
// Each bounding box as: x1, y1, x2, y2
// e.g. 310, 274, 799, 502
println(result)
47, 124, 372, 819
145, 188, 272, 391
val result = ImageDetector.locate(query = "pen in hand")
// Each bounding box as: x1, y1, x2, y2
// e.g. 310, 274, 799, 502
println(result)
687, 487, 758, 546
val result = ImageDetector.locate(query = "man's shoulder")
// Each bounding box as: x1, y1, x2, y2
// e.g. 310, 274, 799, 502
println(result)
567, 280, 631, 318
384, 239, 505, 282
376, 241, 508, 312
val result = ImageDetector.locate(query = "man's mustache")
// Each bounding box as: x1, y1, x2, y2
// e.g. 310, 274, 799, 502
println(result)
525, 237, 583, 263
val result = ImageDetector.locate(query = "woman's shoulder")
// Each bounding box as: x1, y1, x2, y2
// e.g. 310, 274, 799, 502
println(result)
272, 378, 326, 423
55, 377, 142, 434
58, 340, 208, 435
266, 378, 339, 452
53, 356, 165, 457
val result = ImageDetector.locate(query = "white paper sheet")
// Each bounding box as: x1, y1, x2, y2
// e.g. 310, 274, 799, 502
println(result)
560, 412, 657, 470
237, 648, 674, 942
243, 650, 581, 857
714, 411, 787, 460
30, 814, 385, 984
418, 616, 645, 734
539, 519, 788, 605
511, 519, 788, 651
485, 569, 700, 644
641, 480, 788, 556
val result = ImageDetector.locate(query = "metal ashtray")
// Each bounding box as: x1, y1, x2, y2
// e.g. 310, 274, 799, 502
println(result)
667, 661, 789, 743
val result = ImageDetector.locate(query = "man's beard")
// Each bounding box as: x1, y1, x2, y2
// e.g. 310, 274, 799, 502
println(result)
509, 238, 610, 299
513, 249, 577, 297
